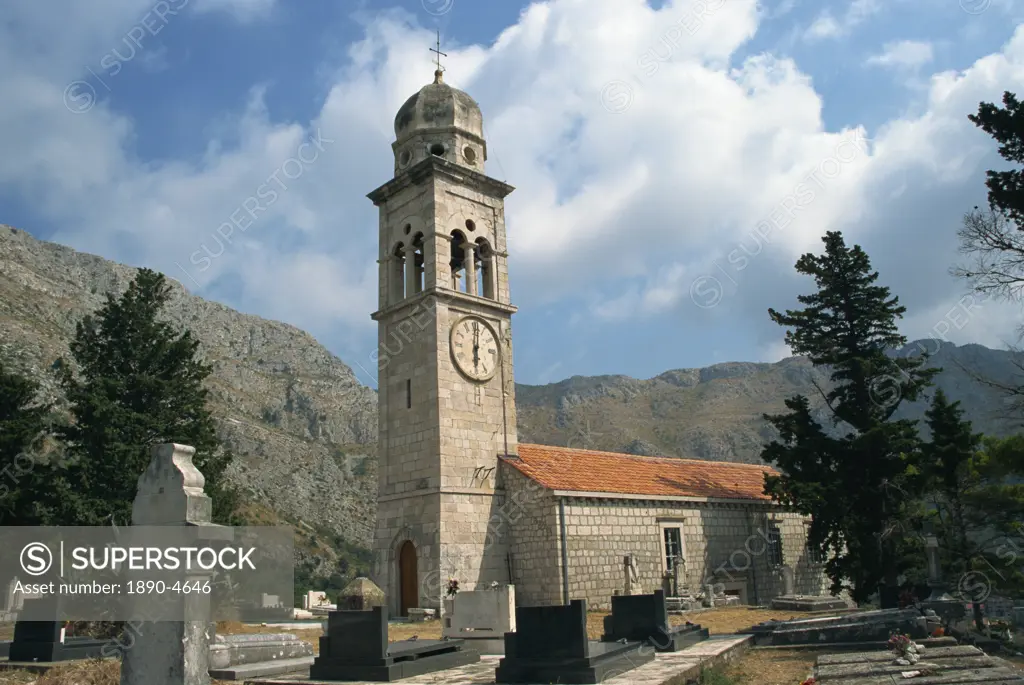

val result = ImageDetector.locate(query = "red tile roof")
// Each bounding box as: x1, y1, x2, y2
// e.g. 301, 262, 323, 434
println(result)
501, 444, 777, 501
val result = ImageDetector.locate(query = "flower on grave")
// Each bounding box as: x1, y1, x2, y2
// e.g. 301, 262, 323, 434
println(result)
887, 632, 913, 656
799, 677, 816, 685
931, 626, 945, 637
446, 577, 459, 598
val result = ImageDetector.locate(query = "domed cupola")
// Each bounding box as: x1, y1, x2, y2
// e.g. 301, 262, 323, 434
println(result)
391, 70, 487, 176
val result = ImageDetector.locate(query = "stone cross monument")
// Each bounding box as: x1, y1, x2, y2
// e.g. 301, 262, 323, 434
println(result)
923, 528, 954, 602
120, 443, 229, 685
672, 556, 686, 597
623, 554, 641, 595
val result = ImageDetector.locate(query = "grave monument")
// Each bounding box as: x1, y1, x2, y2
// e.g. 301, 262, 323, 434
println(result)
119, 443, 229, 685
309, 604, 479, 681
495, 599, 655, 684
600, 590, 709, 652
442, 583, 515, 654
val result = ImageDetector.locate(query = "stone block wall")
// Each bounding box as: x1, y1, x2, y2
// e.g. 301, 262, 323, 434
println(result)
501, 465, 563, 606
544, 496, 830, 611
372, 493, 440, 616
439, 491, 510, 594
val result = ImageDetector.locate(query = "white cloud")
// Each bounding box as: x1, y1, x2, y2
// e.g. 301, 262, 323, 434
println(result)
866, 40, 934, 69
0, 0, 1022, 368
804, 0, 881, 42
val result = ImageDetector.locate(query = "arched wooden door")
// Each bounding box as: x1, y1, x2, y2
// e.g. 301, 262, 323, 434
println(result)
398, 541, 418, 617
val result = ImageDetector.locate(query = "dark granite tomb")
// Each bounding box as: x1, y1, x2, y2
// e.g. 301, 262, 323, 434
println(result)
8, 598, 109, 663
308, 605, 479, 681
601, 590, 709, 652
0, 640, 10, 659
496, 599, 656, 684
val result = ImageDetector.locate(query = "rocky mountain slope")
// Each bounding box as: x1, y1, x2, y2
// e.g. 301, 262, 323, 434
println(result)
0, 225, 379, 579
3, 225, 1022, 575
515, 343, 1024, 463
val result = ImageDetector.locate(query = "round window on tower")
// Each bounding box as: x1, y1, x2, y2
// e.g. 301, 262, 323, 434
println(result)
429, 143, 445, 156
398, 149, 411, 167
463, 146, 477, 164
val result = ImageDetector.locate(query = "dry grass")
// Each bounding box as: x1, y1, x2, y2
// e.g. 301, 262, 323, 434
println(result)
674, 606, 817, 634
719, 648, 824, 685
0, 661, 236, 685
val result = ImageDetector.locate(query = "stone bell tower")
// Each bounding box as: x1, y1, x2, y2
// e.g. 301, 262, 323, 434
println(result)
368, 67, 518, 617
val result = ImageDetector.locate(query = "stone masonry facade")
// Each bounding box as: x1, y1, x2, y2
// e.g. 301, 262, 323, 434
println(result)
498, 460, 831, 610
369, 75, 519, 615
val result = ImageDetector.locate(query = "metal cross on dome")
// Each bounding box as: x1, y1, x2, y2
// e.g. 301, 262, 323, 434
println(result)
429, 28, 447, 74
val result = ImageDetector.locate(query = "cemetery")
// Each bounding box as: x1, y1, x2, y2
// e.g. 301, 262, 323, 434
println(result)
1, 441, 1023, 685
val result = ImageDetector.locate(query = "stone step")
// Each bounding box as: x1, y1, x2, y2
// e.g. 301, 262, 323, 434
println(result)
211, 656, 314, 681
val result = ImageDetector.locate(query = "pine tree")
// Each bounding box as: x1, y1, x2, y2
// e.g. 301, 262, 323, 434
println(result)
47, 269, 238, 525
921, 390, 979, 569
0, 361, 52, 524
969, 91, 1024, 226
762, 231, 937, 605
920, 392, 1024, 630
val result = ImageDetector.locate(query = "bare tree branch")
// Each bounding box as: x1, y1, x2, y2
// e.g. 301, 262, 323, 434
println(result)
952, 207, 1024, 303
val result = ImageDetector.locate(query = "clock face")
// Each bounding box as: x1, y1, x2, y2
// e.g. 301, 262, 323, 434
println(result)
450, 316, 500, 382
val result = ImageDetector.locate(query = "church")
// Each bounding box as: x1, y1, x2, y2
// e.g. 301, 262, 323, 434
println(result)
367, 65, 830, 617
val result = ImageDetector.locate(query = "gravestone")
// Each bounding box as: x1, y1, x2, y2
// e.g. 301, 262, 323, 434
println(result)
813, 643, 1024, 682
337, 577, 385, 611
207, 632, 314, 681
742, 607, 930, 646
671, 556, 685, 597
600, 590, 709, 652
495, 599, 656, 684
442, 584, 515, 654
781, 565, 795, 596
770, 595, 850, 612
7, 597, 109, 662
407, 608, 435, 622
120, 443, 227, 685
623, 554, 641, 596
2, 577, 20, 619
303, 591, 332, 610
310, 605, 479, 681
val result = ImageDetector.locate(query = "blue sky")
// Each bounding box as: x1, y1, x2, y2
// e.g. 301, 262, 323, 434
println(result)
2, 0, 1023, 388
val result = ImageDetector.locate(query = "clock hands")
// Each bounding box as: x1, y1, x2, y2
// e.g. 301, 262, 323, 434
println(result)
472, 322, 480, 369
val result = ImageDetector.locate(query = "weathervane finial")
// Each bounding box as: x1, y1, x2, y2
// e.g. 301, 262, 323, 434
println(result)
429, 28, 447, 83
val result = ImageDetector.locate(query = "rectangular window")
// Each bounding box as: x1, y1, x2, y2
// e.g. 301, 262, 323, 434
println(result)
766, 525, 783, 567
406, 379, 411, 409
663, 527, 683, 572
807, 539, 824, 565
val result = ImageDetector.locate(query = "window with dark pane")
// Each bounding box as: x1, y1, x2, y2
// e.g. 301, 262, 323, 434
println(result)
663, 527, 683, 571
